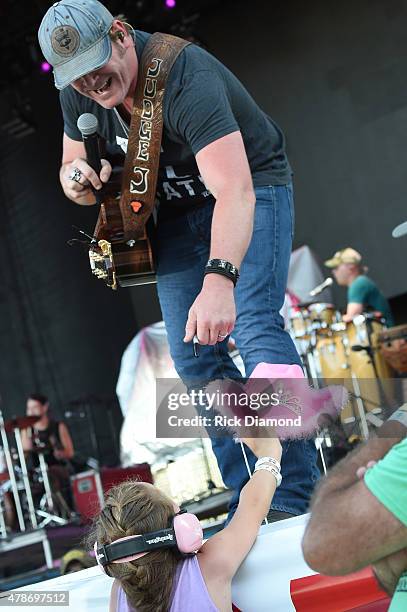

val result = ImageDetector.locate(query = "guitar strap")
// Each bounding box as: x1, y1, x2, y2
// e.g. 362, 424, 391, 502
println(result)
119, 32, 190, 241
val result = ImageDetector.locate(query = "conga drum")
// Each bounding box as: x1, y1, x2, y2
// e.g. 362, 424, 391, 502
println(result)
289, 308, 312, 340
315, 327, 354, 421
308, 303, 341, 334
315, 317, 394, 422
346, 317, 394, 413
378, 324, 407, 374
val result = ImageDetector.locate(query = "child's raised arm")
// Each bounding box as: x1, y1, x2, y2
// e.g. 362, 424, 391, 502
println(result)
198, 434, 282, 583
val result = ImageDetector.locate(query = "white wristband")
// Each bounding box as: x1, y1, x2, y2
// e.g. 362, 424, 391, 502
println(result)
255, 456, 281, 472
388, 404, 407, 429
254, 464, 282, 487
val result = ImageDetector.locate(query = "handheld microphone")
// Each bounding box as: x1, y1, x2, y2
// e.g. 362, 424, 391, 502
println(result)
392, 221, 407, 238
77, 113, 102, 175
309, 277, 333, 297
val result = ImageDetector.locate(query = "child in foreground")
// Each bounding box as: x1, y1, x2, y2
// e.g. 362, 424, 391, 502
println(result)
90, 435, 282, 611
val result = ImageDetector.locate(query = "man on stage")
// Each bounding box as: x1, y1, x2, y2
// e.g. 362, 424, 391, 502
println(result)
38, 0, 320, 520
325, 247, 394, 326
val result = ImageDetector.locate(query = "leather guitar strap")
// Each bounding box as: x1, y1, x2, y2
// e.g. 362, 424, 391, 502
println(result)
119, 32, 190, 241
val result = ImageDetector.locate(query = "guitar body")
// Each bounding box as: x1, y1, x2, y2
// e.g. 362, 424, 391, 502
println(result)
88, 178, 156, 290
106, 235, 156, 288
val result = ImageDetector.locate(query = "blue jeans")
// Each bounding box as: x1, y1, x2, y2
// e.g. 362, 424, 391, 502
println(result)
155, 185, 320, 517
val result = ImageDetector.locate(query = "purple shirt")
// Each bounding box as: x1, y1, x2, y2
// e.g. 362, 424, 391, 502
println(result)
116, 555, 218, 611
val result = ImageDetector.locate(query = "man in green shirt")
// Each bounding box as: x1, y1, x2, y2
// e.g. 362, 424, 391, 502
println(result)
302, 406, 407, 610
325, 247, 394, 326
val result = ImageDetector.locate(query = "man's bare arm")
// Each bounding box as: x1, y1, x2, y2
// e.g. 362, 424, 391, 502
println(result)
302, 419, 407, 575
184, 131, 256, 345
342, 302, 364, 322
310, 420, 405, 504
373, 548, 407, 596
195, 130, 256, 270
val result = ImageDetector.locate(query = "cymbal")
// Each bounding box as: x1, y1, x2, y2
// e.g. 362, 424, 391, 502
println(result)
297, 301, 336, 310
296, 301, 315, 309
3, 415, 40, 433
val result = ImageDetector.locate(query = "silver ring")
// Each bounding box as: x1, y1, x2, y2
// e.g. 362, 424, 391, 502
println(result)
69, 167, 83, 183
217, 333, 228, 340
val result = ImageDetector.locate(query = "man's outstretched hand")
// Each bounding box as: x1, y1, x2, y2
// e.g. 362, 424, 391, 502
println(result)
184, 274, 236, 345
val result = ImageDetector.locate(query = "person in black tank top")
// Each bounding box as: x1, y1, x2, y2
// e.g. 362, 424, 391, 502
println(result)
21, 393, 75, 510
31, 418, 65, 466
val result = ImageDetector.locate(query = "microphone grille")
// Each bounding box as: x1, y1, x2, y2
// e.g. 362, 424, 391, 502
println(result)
77, 113, 99, 136
392, 221, 407, 238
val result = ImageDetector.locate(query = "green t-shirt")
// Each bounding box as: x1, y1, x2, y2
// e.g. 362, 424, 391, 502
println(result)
348, 275, 394, 327
364, 439, 407, 611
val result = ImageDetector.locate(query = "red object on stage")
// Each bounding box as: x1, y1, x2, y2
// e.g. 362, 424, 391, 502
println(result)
0, 470, 9, 484
290, 566, 390, 611
71, 470, 104, 522
100, 464, 153, 492
71, 463, 153, 522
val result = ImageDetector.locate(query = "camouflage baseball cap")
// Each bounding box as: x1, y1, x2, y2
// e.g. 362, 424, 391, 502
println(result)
324, 248, 362, 268
38, 0, 114, 90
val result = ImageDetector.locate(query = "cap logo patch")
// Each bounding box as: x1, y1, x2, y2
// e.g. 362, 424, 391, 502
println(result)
51, 26, 80, 56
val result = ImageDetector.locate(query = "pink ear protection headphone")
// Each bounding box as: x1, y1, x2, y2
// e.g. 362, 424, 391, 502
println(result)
94, 510, 203, 574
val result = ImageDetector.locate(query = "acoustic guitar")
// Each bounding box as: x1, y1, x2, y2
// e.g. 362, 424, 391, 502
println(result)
88, 168, 156, 290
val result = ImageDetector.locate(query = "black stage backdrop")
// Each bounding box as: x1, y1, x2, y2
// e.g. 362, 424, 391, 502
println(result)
0, 80, 138, 417
196, 0, 407, 309
1, 0, 407, 418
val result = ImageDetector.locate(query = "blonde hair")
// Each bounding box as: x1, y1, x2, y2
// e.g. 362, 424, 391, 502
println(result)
87, 481, 181, 612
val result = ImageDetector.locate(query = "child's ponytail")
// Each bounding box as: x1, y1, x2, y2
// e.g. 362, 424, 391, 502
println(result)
119, 550, 180, 612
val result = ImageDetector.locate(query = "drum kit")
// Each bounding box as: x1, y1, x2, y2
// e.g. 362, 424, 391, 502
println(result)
0, 410, 71, 538
288, 302, 401, 424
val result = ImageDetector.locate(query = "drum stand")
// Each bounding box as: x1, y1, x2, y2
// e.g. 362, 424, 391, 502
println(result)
305, 343, 321, 381
35, 453, 69, 527
343, 322, 386, 438
0, 496, 6, 537
13, 426, 38, 529
301, 330, 330, 474
359, 315, 392, 410
350, 374, 369, 439
0, 411, 26, 532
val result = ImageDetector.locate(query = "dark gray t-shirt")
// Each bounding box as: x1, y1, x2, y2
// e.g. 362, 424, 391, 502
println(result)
60, 31, 292, 212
